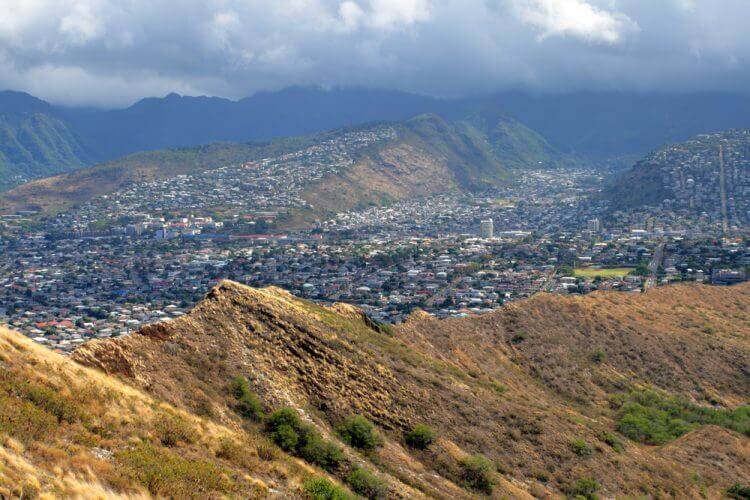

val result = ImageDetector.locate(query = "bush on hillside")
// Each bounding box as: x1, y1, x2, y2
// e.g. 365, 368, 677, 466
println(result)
613, 389, 750, 445
727, 483, 750, 499
569, 438, 593, 457
565, 477, 600, 499
338, 415, 382, 451
299, 433, 344, 470
405, 424, 435, 450
265, 407, 342, 470
460, 454, 496, 494
229, 376, 265, 421
345, 467, 388, 499
303, 477, 355, 500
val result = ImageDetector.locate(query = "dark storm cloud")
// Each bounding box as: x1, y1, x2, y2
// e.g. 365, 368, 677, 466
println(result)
1, 0, 749, 107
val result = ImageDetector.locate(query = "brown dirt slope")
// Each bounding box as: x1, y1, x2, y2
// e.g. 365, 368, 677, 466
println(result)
73, 280, 750, 498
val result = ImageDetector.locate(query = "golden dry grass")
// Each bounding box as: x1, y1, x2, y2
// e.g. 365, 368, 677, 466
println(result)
0, 326, 338, 498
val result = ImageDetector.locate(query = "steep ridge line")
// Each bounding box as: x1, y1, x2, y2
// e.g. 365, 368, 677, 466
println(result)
71, 280, 750, 497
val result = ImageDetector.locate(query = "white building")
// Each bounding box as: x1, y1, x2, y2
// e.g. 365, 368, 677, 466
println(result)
480, 218, 494, 239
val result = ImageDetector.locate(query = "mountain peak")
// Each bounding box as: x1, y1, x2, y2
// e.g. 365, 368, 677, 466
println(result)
0, 89, 53, 114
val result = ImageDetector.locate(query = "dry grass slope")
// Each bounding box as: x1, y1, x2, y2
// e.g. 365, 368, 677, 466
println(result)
70, 280, 750, 498
0, 325, 346, 498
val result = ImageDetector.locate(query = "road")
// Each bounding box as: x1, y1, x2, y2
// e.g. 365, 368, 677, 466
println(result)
644, 242, 664, 290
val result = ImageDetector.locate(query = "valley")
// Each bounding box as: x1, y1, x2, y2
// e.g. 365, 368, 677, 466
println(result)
3, 3, 750, 498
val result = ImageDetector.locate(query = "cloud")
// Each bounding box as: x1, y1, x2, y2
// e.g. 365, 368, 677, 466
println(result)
509, 0, 637, 43
0, 0, 749, 107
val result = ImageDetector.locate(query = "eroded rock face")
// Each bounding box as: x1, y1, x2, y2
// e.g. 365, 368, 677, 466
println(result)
74, 280, 418, 429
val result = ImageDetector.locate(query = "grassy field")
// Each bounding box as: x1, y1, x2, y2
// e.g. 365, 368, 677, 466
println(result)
574, 267, 633, 279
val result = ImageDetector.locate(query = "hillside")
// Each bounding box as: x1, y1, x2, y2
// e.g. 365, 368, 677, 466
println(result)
0, 115, 514, 218
59, 280, 750, 498
0, 92, 90, 189
0, 325, 353, 498
4, 88, 750, 191
606, 130, 750, 225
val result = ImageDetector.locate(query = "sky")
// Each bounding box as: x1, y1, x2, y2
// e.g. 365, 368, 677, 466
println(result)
1, 0, 749, 108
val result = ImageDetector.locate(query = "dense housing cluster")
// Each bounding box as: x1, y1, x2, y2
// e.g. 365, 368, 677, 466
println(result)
1, 132, 748, 352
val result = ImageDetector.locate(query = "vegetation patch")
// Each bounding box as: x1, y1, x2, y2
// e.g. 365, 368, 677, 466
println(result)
345, 467, 388, 499
727, 484, 750, 499
599, 432, 624, 452
337, 415, 383, 451
0, 394, 58, 442
565, 477, 600, 499
404, 424, 435, 450
154, 413, 199, 447
613, 389, 750, 445
117, 443, 234, 496
303, 476, 356, 500
460, 454, 496, 494
574, 268, 632, 279
229, 376, 265, 422
266, 408, 343, 471
569, 438, 593, 456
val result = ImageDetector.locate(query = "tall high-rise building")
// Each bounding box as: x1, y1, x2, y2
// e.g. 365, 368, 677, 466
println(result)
587, 218, 601, 234
480, 218, 494, 239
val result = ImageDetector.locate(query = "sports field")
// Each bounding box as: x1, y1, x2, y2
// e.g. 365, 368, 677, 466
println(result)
574, 267, 632, 279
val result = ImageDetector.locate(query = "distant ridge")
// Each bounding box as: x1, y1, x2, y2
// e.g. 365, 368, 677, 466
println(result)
0, 114, 523, 217
4, 87, 750, 190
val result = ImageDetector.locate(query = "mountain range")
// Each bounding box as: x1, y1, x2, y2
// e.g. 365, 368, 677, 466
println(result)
1, 280, 748, 497
4, 87, 750, 190
0, 114, 552, 217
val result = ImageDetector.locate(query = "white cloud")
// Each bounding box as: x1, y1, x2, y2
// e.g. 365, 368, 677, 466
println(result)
1, 0, 750, 106
367, 0, 430, 30
509, 0, 637, 43
339, 1, 366, 31
59, 1, 105, 45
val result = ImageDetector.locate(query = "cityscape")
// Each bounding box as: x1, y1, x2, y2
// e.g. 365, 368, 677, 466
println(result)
2, 145, 747, 352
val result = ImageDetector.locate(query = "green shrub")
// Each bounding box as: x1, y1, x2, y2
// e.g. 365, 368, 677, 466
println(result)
299, 434, 344, 471
345, 467, 388, 499
265, 407, 342, 469
489, 380, 508, 394
267, 407, 303, 433
303, 477, 355, 500
229, 376, 265, 421
460, 454, 496, 494
600, 432, 623, 452
405, 424, 435, 450
338, 415, 382, 451
570, 438, 593, 456
117, 443, 233, 496
565, 477, 599, 499
511, 332, 528, 344
273, 424, 299, 452
592, 350, 606, 363
727, 484, 750, 499
613, 389, 750, 444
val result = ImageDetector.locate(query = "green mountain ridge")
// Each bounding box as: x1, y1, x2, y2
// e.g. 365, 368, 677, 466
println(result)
0, 113, 89, 190
1, 114, 544, 216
